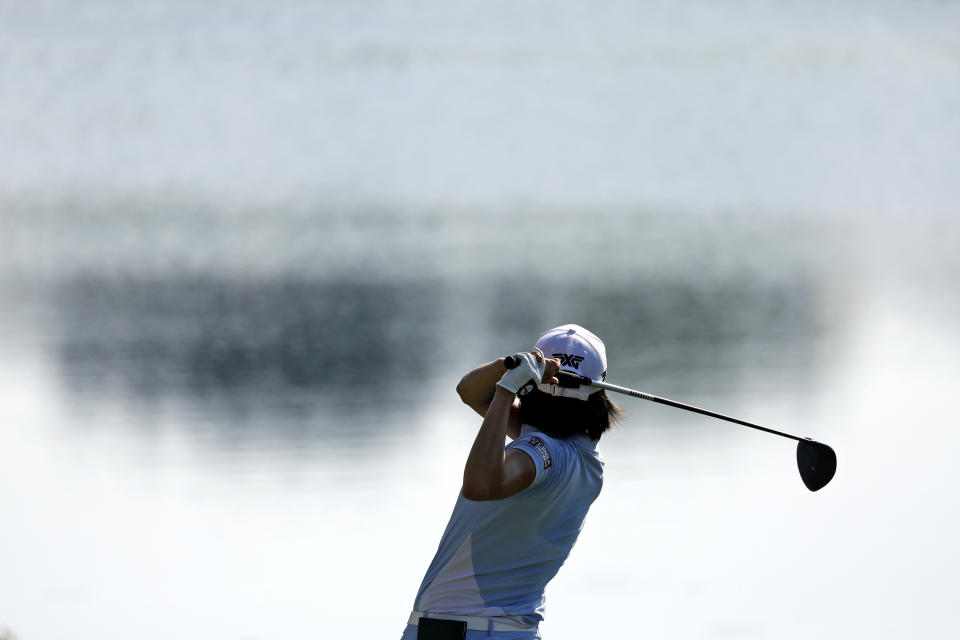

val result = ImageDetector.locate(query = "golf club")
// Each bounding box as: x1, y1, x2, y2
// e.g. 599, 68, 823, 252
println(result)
504, 355, 837, 491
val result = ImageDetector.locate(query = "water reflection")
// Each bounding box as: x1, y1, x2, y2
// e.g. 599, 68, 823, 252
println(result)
50, 267, 830, 448
53, 275, 445, 439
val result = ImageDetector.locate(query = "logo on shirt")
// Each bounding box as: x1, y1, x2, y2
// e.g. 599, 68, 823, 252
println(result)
528, 436, 552, 470
553, 353, 585, 369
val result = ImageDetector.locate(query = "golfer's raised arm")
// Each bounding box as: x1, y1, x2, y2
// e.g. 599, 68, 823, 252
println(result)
455, 358, 511, 417
461, 386, 536, 501
461, 352, 547, 501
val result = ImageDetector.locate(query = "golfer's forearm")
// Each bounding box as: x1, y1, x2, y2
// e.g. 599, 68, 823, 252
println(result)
462, 387, 514, 499
456, 358, 508, 416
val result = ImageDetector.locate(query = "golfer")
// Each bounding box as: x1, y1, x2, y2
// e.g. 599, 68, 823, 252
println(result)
402, 324, 622, 640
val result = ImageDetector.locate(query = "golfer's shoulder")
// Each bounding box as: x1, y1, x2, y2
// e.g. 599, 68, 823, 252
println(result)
510, 431, 556, 469
510, 430, 583, 472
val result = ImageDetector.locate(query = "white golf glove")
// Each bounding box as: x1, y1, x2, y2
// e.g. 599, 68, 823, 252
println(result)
498, 351, 546, 396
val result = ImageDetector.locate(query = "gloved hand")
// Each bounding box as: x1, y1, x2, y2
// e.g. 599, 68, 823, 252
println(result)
498, 350, 546, 396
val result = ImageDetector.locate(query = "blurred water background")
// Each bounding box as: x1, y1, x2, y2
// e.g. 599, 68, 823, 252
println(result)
2, 1, 959, 639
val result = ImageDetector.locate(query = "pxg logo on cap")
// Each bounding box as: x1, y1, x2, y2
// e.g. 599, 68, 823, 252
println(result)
553, 353, 584, 369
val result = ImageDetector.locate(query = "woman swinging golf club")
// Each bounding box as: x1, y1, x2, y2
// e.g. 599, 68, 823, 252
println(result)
402, 325, 622, 640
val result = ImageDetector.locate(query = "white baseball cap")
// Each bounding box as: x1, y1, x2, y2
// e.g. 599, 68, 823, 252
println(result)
534, 324, 607, 401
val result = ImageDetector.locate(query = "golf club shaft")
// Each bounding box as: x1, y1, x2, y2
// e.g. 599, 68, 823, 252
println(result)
502, 355, 804, 443
585, 378, 804, 443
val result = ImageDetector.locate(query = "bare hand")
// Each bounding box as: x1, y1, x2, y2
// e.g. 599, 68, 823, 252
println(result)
531, 349, 561, 385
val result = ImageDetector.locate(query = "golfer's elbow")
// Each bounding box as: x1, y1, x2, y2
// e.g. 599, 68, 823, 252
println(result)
461, 481, 497, 502
456, 379, 484, 414
461, 463, 501, 501
456, 378, 469, 403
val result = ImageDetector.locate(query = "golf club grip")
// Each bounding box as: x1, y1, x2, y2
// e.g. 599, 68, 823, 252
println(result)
503, 356, 592, 388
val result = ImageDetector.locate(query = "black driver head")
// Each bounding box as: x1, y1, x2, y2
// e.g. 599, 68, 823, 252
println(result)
796, 439, 837, 491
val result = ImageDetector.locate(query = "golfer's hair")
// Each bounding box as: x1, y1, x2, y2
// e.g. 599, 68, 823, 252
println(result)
518, 389, 623, 441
